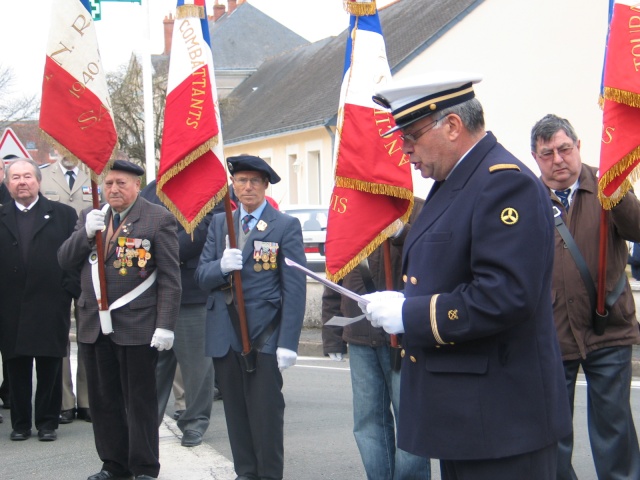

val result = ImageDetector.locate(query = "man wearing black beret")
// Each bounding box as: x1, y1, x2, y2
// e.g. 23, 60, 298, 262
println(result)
196, 155, 306, 480
59, 160, 182, 480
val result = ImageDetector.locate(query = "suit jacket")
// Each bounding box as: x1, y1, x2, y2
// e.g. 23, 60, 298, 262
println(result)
140, 180, 216, 305
398, 132, 572, 460
58, 196, 182, 345
39, 162, 99, 215
195, 202, 307, 356
0, 183, 11, 205
0, 195, 79, 359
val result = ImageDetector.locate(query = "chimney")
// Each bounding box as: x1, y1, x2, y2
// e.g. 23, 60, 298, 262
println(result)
228, 0, 237, 14
163, 13, 174, 55
213, 2, 226, 22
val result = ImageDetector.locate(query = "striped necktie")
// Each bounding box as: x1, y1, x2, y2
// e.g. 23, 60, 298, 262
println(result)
241, 214, 253, 234
555, 188, 571, 210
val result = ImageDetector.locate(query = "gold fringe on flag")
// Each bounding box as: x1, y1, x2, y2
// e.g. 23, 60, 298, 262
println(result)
325, 196, 414, 283
335, 175, 414, 201
597, 145, 640, 210
176, 4, 206, 19
40, 129, 115, 185
343, 0, 377, 16
156, 135, 221, 234
603, 86, 640, 109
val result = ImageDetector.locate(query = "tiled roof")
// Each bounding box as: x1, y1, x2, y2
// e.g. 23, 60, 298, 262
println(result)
221, 0, 484, 143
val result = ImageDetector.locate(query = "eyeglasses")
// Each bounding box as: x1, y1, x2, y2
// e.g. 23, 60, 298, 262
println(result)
536, 144, 575, 161
233, 176, 265, 186
399, 116, 444, 144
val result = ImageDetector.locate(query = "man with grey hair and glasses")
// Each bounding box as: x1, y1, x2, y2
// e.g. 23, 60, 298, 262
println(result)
531, 113, 640, 480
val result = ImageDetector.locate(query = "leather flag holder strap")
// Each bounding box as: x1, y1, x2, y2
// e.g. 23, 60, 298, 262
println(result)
553, 207, 626, 336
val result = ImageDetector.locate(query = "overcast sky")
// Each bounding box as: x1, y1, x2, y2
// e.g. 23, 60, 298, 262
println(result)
0, 0, 393, 99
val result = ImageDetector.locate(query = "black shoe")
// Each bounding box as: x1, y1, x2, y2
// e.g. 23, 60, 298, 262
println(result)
10, 430, 31, 441
213, 387, 222, 401
172, 409, 184, 420
87, 470, 133, 480
59, 409, 75, 424
181, 430, 203, 447
77, 407, 92, 422
38, 429, 57, 441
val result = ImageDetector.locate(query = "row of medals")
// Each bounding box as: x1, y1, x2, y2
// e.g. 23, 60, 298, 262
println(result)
114, 237, 152, 277
254, 241, 278, 272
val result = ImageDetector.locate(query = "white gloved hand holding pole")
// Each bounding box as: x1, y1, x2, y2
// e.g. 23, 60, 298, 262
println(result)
150, 328, 174, 351
276, 347, 297, 371
85, 209, 106, 239
221, 235, 243, 274
360, 291, 406, 334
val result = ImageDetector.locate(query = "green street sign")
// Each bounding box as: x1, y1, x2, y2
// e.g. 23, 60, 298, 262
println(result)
90, 0, 101, 20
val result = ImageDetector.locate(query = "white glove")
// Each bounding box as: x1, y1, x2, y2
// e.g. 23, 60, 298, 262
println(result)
150, 328, 174, 351
361, 291, 406, 334
221, 235, 243, 274
85, 209, 106, 239
328, 352, 343, 362
276, 347, 297, 371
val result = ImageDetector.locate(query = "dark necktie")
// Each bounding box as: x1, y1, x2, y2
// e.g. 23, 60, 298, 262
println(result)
66, 171, 75, 190
241, 214, 253, 234
113, 213, 121, 230
555, 188, 571, 210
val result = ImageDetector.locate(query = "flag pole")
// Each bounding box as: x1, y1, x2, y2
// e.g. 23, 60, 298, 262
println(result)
223, 190, 252, 357
91, 181, 109, 310
382, 239, 399, 348
142, 0, 155, 182
596, 208, 609, 315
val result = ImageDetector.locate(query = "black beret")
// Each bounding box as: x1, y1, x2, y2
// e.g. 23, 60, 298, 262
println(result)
110, 160, 145, 176
227, 155, 281, 184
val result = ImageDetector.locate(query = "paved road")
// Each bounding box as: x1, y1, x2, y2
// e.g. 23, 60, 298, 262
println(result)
0, 347, 638, 479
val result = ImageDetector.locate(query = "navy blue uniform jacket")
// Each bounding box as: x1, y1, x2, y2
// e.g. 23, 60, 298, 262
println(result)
398, 132, 572, 460
195, 203, 307, 356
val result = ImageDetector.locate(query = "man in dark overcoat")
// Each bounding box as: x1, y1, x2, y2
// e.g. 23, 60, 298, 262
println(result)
58, 160, 181, 480
362, 73, 573, 479
0, 158, 79, 442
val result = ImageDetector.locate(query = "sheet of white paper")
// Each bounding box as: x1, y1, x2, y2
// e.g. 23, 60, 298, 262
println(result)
283, 257, 370, 305
325, 315, 366, 327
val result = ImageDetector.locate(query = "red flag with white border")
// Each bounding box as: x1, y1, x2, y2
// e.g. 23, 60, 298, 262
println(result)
158, 0, 227, 233
325, 1, 413, 282
39, 0, 117, 175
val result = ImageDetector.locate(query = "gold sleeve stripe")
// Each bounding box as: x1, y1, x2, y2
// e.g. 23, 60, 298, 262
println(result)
489, 164, 521, 173
430, 294, 446, 345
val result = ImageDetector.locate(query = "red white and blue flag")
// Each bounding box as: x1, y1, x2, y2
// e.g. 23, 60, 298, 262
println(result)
325, 0, 413, 282
598, 0, 640, 208
158, 0, 227, 233
39, 0, 117, 175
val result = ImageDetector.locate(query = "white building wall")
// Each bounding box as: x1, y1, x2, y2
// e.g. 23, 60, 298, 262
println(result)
396, 0, 609, 179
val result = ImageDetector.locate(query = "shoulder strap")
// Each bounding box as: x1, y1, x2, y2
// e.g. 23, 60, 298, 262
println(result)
553, 207, 626, 309
554, 208, 597, 309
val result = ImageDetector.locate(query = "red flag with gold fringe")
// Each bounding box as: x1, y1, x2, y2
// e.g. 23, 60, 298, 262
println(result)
325, 0, 413, 283
598, 0, 640, 209
157, 0, 227, 234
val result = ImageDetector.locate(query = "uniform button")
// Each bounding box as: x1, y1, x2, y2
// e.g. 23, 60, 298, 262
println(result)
410, 277, 418, 285
449, 342, 455, 345
402, 275, 407, 283
400, 349, 405, 358
410, 356, 417, 363
568, 299, 573, 304
435, 345, 441, 349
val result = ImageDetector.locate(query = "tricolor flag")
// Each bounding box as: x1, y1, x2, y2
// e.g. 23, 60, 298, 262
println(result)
325, 0, 413, 283
40, 0, 117, 175
158, 0, 227, 233
598, 0, 640, 209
